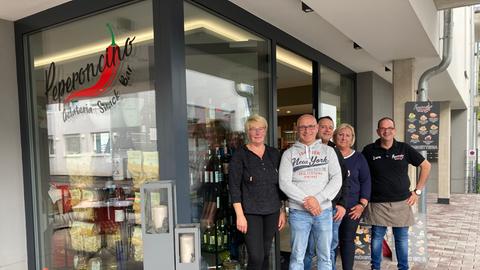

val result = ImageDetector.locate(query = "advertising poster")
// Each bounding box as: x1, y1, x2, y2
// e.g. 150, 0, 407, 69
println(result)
404, 102, 440, 151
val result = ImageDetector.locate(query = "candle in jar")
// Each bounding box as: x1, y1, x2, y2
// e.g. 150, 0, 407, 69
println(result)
179, 234, 195, 263
114, 209, 125, 222
151, 205, 168, 230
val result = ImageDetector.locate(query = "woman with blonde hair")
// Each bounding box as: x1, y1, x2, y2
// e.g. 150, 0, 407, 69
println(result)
228, 114, 286, 270
333, 123, 371, 270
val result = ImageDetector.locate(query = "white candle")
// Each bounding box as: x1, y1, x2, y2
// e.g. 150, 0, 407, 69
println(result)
152, 205, 168, 230
180, 234, 195, 263
114, 209, 125, 222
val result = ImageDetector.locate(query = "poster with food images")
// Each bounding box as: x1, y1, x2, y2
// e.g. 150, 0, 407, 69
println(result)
404, 102, 440, 151
354, 223, 371, 260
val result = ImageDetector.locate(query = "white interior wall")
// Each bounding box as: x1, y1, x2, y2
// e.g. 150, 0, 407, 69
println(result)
0, 19, 27, 270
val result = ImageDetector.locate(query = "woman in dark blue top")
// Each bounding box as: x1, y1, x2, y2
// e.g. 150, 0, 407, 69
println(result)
228, 114, 286, 270
333, 123, 371, 270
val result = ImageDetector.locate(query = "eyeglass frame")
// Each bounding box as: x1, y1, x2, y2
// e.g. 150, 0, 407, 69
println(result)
297, 125, 317, 131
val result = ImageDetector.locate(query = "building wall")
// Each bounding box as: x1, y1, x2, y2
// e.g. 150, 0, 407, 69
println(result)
356, 71, 393, 150
449, 7, 473, 107
0, 19, 27, 270
451, 109, 469, 193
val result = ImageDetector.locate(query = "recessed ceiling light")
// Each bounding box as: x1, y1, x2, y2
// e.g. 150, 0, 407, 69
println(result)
286, 110, 291, 114
302, 2, 314, 13
276, 108, 280, 112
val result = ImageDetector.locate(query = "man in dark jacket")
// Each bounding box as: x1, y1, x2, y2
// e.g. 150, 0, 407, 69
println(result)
304, 116, 349, 270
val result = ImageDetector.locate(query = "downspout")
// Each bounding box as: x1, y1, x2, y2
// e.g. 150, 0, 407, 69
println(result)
416, 9, 453, 207
417, 9, 453, 101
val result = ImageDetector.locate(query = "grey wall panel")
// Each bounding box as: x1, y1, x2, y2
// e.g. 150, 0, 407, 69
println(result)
451, 109, 468, 193
355, 71, 392, 150
0, 19, 27, 270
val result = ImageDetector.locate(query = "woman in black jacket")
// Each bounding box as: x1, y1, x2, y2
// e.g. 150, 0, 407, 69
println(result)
229, 114, 286, 270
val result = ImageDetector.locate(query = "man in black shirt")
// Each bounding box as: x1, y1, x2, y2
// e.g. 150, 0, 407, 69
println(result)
362, 117, 431, 270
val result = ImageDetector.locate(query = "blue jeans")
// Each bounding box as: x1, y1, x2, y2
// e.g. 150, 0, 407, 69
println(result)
371, 226, 409, 270
289, 208, 332, 270
304, 208, 341, 270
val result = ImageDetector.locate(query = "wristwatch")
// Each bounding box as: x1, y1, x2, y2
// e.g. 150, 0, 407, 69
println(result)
414, 189, 422, 196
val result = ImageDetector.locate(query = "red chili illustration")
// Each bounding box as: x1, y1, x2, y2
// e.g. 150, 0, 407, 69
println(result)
64, 24, 120, 103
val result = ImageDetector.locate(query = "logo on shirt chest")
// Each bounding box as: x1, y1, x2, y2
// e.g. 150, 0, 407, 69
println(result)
392, 154, 404, 160
373, 155, 381, 160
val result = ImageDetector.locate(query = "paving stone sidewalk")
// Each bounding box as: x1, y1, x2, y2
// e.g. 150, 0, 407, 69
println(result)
347, 193, 480, 270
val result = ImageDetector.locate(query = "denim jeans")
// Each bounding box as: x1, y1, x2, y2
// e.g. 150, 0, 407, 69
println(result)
304, 208, 341, 270
289, 208, 332, 270
330, 209, 342, 270
371, 225, 409, 270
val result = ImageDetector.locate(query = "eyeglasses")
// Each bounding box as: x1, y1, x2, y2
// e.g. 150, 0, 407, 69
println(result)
298, 125, 317, 131
248, 127, 266, 133
319, 125, 334, 130
378, 127, 395, 132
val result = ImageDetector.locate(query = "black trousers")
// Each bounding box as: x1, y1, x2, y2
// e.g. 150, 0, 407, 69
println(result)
244, 211, 279, 270
338, 208, 361, 270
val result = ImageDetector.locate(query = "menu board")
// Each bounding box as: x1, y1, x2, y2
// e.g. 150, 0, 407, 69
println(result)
404, 102, 440, 151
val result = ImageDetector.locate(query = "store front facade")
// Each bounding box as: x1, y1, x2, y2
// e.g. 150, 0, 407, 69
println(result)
15, 0, 355, 269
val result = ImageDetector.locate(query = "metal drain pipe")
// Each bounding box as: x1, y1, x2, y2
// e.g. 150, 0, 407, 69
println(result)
417, 9, 453, 101
416, 9, 453, 206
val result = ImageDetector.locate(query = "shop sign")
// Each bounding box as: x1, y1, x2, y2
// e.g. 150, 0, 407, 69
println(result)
404, 101, 440, 151
44, 24, 136, 121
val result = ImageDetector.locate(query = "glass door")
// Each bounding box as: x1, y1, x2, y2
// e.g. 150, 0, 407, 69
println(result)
275, 46, 313, 268
184, 2, 271, 269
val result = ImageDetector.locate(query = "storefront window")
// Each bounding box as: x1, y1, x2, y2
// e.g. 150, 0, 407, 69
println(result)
25, 1, 154, 269
184, 2, 271, 269
319, 65, 354, 126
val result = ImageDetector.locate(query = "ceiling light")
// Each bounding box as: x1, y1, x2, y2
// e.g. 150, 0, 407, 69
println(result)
276, 47, 312, 75
353, 42, 362, 50
276, 108, 280, 112
302, 2, 314, 13
286, 110, 291, 114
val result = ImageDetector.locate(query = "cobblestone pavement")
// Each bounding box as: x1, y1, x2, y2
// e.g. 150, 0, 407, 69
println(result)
346, 193, 480, 270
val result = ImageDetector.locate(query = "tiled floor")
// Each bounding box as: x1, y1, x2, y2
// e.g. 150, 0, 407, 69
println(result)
347, 193, 480, 270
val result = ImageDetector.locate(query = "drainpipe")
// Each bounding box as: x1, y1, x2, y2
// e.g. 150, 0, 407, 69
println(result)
416, 9, 453, 207
417, 9, 453, 101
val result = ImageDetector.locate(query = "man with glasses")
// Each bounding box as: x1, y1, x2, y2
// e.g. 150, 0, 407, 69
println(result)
304, 116, 348, 270
279, 114, 342, 270
362, 117, 431, 270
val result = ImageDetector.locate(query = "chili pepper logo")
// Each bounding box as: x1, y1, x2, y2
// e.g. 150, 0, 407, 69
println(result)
64, 24, 120, 103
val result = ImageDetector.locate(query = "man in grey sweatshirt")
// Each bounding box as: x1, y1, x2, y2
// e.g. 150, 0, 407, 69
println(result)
280, 114, 342, 270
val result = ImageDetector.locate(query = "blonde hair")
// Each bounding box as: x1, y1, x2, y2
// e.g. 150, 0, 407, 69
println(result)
333, 123, 356, 146
244, 114, 268, 133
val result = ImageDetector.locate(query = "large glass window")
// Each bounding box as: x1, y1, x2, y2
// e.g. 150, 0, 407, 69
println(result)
319, 65, 354, 126
25, 1, 155, 269
184, 2, 271, 268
